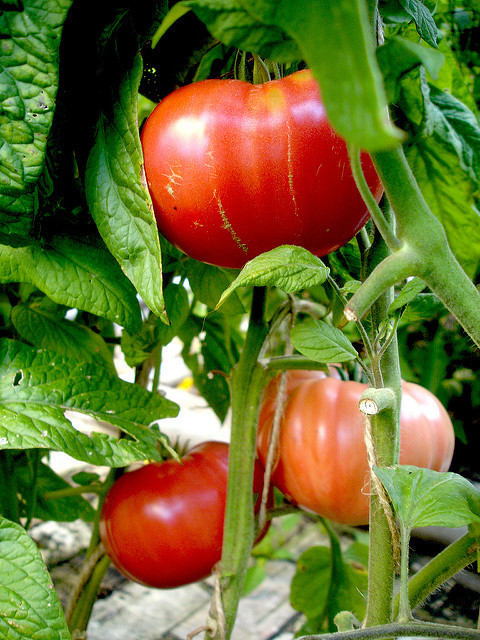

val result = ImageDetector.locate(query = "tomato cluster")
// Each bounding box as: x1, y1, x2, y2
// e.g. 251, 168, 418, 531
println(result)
256, 371, 455, 526
141, 69, 383, 269
99, 441, 271, 589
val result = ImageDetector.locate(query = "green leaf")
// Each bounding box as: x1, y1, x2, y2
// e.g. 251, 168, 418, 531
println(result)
327, 238, 362, 284
185, 261, 247, 315
0, 0, 72, 245
291, 546, 331, 620
398, 292, 445, 324
388, 277, 427, 314
216, 246, 329, 309
427, 40, 478, 114
85, 54, 165, 320
0, 235, 142, 332
290, 318, 358, 363
397, 0, 438, 47
0, 338, 179, 467
0, 517, 72, 639
400, 71, 480, 278
290, 545, 367, 631
377, 36, 444, 102
375, 465, 480, 531
237, 0, 404, 151
429, 84, 480, 183
11, 303, 116, 374
152, 2, 191, 46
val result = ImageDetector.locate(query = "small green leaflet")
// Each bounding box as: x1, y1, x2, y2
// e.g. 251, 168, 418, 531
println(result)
375, 465, 480, 532
215, 246, 329, 309
185, 261, 247, 315
290, 318, 357, 363
15, 458, 95, 523
396, 0, 438, 48
121, 282, 190, 368
388, 277, 427, 315
0, 517, 72, 640
0, 339, 179, 467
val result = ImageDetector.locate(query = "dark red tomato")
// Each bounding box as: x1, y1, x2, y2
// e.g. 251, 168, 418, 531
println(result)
256, 373, 455, 526
99, 441, 272, 589
141, 69, 383, 269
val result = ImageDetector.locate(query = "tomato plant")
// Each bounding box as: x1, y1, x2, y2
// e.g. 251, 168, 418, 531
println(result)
3, 3, 480, 640
99, 441, 271, 589
141, 69, 383, 269
256, 371, 455, 526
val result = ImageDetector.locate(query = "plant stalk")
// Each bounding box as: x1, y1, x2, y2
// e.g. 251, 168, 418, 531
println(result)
393, 531, 480, 618
211, 287, 269, 640
299, 619, 480, 640
363, 220, 402, 628
347, 146, 480, 349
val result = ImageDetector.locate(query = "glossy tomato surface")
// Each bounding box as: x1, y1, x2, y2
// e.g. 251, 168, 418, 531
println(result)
256, 373, 455, 526
141, 69, 383, 268
99, 441, 271, 589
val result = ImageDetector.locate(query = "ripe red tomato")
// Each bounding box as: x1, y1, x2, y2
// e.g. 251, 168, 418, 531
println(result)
256, 372, 455, 526
141, 69, 383, 269
99, 441, 271, 589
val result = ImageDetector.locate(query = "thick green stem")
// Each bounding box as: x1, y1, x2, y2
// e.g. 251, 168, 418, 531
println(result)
299, 620, 480, 640
397, 526, 413, 622
212, 287, 269, 640
363, 222, 402, 628
393, 531, 479, 618
344, 249, 414, 324
347, 146, 480, 348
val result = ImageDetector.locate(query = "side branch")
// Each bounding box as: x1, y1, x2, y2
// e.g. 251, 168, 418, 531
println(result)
299, 620, 480, 640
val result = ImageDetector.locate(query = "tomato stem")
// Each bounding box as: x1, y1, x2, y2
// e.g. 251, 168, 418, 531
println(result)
396, 525, 414, 623
347, 144, 401, 252
212, 286, 269, 640
393, 531, 479, 618
358, 387, 396, 415
297, 619, 480, 639
347, 145, 480, 349
362, 212, 402, 628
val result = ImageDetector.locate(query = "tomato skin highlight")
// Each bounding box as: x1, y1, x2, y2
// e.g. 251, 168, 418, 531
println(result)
141, 69, 383, 269
256, 373, 455, 526
99, 441, 271, 589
